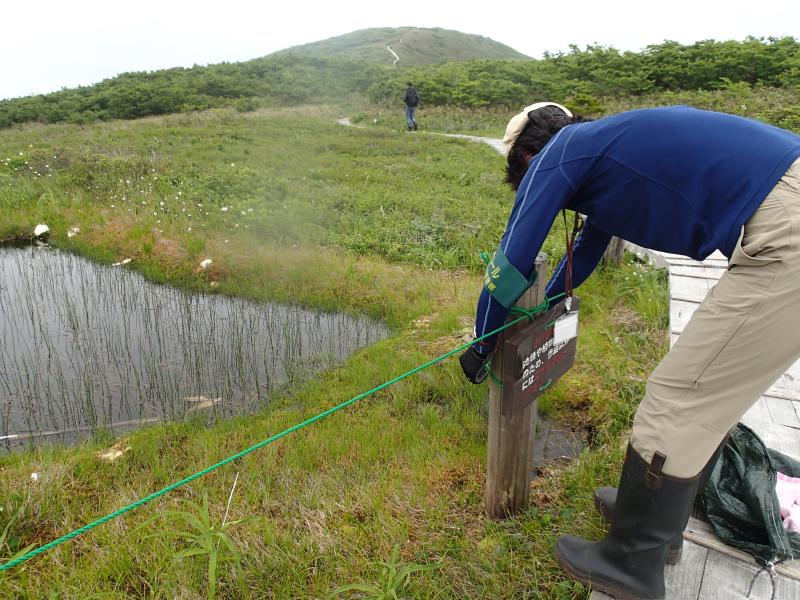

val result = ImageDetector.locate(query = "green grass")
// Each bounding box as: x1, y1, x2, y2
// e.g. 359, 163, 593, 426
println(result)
0, 106, 669, 598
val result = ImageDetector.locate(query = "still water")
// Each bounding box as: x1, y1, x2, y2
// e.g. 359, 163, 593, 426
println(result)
0, 247, 387, 448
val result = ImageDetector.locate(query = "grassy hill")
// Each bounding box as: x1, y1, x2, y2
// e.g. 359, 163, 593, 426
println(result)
273, 27, 529, 65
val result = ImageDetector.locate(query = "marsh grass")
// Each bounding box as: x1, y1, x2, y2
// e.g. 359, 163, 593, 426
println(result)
0, 106, 669, 598
329, 544, 438, 599
144, 480, 251, 600
0, 246, 385, 447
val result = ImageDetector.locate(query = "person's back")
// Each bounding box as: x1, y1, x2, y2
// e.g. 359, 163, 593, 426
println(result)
404, 83, 419, 131
523, 106, 800, 259
404, 85, 419, 107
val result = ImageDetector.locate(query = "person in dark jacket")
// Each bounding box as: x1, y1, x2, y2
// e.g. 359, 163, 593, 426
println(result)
459, 101, 800, 599
404, 82, 419, 131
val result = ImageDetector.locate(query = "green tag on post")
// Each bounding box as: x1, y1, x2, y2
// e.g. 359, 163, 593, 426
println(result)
482, 247, 537, 308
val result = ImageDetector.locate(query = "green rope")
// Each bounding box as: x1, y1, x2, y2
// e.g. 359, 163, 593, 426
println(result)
481, 292, 565, 389
0, 292, 565, 573
487, 358, 504, 388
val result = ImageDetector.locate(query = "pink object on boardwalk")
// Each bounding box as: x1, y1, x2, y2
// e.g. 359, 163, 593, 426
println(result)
776, 472, 800, 532
785, 505, 800, 534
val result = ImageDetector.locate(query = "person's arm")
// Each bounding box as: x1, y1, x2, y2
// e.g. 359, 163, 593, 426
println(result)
545, 219, 613, 298
472, 151, 575, 352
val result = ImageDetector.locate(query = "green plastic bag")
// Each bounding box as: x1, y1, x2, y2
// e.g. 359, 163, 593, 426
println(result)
699, 423, 800, 565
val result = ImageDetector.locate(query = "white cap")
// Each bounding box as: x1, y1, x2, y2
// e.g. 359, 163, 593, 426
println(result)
502, 102, 573, 154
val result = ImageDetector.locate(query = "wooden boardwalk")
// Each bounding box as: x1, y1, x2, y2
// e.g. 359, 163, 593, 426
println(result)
590, 247, 800, 600
443, 133, 800, 598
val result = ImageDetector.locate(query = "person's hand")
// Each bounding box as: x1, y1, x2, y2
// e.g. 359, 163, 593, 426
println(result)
459, 346, 491, 384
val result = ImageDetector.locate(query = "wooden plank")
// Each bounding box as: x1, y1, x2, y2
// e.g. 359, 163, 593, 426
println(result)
765, 361, 800, 401
742, 397, 770, 423
764, 385, 800, 402
670, 299, 702, 334
661, 250, 726, 262
741, 417, 800, 460
664, 258, 727, 268
664, 540, 708, 599
588, 541, 707, 600
684, 517, 800, 581
669, 265, 725, 280
485, 256, 547, 519
697, 549, 800, 599
764, 396, 800, 429
670, 274, 713, 303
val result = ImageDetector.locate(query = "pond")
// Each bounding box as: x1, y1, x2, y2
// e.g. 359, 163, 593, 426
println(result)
0, 247, 387, 449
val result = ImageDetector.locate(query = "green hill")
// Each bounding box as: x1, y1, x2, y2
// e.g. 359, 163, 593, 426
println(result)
2, 34, 799, 130
272, 27, 529, 65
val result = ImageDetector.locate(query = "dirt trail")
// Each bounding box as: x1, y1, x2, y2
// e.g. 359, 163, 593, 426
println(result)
386, 44, 400, 66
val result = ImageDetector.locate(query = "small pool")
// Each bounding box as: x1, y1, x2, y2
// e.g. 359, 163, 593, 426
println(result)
0, 247, 387, 448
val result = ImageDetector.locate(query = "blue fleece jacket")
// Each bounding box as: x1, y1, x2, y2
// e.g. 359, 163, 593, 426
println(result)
474, 106, 800, 348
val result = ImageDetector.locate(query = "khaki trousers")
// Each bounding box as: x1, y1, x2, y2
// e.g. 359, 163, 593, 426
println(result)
632, 158, 800, 477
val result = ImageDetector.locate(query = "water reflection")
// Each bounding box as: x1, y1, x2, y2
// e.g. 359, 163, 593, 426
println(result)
0, 247, 387, 448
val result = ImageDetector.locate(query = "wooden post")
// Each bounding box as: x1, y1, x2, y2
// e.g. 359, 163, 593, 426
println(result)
485, 255, 547, 519
602, 236, 626, 266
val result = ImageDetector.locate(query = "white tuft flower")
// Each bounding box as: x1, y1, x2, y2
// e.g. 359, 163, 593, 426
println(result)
199, 258, 212, 269
30, 472, 39, 482
221, 206, 228, 212
33, 224, 49, 237
67, 227, 80, 238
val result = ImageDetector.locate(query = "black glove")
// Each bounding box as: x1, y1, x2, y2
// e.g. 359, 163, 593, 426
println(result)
459, 346, 491, 384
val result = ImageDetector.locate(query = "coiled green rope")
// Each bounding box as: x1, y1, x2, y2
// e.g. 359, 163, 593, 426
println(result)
0, 292, 563, 572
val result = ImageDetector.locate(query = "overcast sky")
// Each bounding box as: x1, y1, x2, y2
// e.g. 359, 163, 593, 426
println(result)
2, 0, 798, 101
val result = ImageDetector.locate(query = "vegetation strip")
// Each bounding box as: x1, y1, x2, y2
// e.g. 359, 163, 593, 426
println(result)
0, 298, 559, 572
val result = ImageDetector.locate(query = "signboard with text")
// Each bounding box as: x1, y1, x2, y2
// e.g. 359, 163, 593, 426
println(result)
500, 298, 580, 416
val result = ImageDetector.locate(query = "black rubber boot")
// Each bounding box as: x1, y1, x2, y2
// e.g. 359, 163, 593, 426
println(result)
591, 433, 730, 565
555, 445, 702, 600
593, 486, 684, 565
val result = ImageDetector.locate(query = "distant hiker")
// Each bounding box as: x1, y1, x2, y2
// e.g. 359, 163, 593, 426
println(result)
404, 82, 419, 131
458, 102, 800, 599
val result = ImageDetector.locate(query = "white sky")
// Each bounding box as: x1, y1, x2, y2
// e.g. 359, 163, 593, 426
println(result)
2, 0, 798, 100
